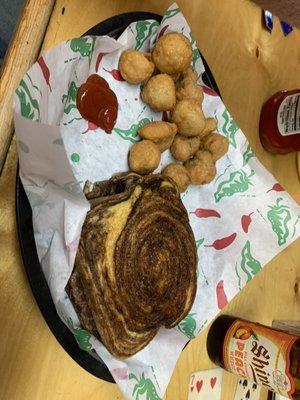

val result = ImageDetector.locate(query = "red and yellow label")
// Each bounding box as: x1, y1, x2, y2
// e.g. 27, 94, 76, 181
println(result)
223, 320, 298, 398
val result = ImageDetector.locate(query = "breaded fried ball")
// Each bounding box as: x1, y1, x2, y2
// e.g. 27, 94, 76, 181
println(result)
177, 66, 198, 89
119, 50, 154, 84
184, 150, 216, 185
152, 33, 193, 75
176, 82, 204, 103
171, 99, 205, 137
176, 66, 203, 102
141, 74, 176, 112
201, 133, 229, 162
163, 163, 190, 193
171, 135, 200, 161
202, 117, 217, 136
129, 140, 161, 174
139, 121, 177, 152
171, 73, 181, 83
182, 67, 198, 83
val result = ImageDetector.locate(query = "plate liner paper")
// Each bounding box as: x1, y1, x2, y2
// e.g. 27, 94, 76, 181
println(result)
13, 4, 300, 399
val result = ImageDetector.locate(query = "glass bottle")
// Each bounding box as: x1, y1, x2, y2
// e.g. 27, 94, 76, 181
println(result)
259, 89, 300, 154
207, 315, 300, 399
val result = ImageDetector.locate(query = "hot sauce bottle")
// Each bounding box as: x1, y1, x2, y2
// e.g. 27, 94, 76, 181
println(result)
207, 315, 300, 399
259, 90, 300, 154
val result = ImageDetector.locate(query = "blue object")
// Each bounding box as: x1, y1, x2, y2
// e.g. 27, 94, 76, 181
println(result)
280, 20, 293, 36
0, 0, 25, 61
264, 10, 273, 31
0, 37, 7, 59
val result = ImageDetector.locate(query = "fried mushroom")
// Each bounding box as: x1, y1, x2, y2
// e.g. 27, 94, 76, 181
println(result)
184, 150, 216, 184
176, 67, 203, 102
139, 121, 177, 152
201, 133, 229, 162
129, 140, 161, 174
119, 50, 155, 84
170, 135, 200, 161
141, 74, 176, 112
176, 82, 204, 103
163, 163, 190, 193
202, 117, 217, 136
152, 33, 193, 75
171, 99, 206, 137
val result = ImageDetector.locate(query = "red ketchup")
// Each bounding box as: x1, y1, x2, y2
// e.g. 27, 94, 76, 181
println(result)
259, 89, 300, 154
76, 74, 118, 134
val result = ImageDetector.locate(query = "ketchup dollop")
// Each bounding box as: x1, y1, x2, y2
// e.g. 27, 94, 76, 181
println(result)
259, 89, 300, 154
76, 74, 118, 133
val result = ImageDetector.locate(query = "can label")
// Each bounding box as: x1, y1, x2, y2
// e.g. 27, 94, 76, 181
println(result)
277, 93, 300, 136
223, 320, 298, 398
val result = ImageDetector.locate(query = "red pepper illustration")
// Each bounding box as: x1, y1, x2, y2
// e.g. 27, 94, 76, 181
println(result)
201, 85, 218, 97
103, 67, 124, 81
205, 232, 237, 250
95, 52, 107, 72
190, 208, 221, 218
241, 212, 254, 233
37, 56, 52, 91
158, 25, 169, 38
82, 121, 99, 134
266, 183, 284, 193
216, 280, 228, 309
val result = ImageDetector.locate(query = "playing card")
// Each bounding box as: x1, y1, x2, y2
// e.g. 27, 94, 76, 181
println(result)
188, 368, 223, 400
234, 378, 261, 400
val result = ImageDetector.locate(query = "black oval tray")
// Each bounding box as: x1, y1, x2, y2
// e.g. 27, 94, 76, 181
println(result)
16, 12, 220, 383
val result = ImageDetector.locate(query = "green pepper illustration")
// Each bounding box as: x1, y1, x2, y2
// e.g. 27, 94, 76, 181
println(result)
114, 118, 152, 143
196, 238, 204, 248
135, 20, 159, 51
267, 197, 291, 245
62, 117, 83, 126
178, 313, 197, 339
26, 72, 42, 96
68, 318, 92, 351
161, 7, 180, 24
214, 170, 255, 203
70, 37, 92, 56
26, 190, 48, 208
62, 81, 78, 114
53, 138, 63, 145
25, 187, 54, 213
189, 32, 200, 67
235, 262, 242, 290
240, 240, 261, 282
292, 215, 300, 238
221, 108, 239, 148
63, 181, 82, 196
17, 140, 30, 153
72, 326, 92, 351
16, 79, 40, 122
129, 372, 161, 400
242, 144, 255, 166
70, 36, 96, 65
195, 239, 208, 283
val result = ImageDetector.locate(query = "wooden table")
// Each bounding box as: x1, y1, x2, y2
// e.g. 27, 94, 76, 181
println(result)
1, 1, 300, 399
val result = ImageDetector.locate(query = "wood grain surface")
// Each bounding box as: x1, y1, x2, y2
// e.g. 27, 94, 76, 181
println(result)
0, 0, 55, 174
0, 1, 300, 399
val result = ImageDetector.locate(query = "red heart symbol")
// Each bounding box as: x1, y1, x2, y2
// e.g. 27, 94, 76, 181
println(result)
196, 380, 203, 393
210, 377, 217, 389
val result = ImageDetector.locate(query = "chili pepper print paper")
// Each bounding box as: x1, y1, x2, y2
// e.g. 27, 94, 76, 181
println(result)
13, 3, 300, 400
